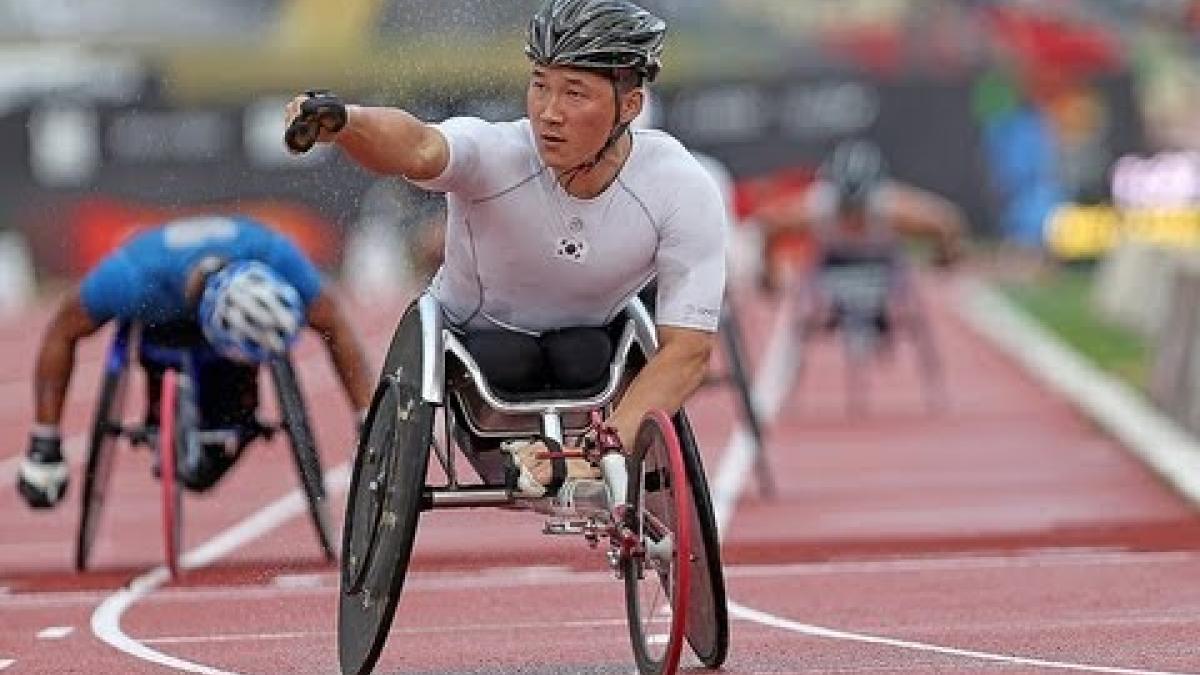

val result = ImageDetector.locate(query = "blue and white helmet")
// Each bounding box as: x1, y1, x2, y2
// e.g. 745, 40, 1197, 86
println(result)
198, 261, 304, 363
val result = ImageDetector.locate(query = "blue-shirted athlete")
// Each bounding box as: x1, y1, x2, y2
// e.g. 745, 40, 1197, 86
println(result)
17, 215, 372, 508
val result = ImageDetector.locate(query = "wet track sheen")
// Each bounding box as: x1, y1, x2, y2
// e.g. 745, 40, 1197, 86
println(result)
4, 279, 1200, 674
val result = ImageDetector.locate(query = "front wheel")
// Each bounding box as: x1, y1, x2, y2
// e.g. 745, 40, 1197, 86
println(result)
674, 411, 729, 667
269, 357, 335, 560
75, 363, 128, 572
338, 377, 433, 675
623, 410, 693, 675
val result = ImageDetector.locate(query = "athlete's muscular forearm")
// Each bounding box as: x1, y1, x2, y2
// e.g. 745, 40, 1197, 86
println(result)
306, 291, 372, 412
334, 105, 449, 181
608, 326, 715, 448
34, 292, 100, 426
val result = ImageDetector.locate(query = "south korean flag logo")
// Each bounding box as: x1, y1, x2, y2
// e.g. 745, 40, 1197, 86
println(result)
556, 236, 588, 263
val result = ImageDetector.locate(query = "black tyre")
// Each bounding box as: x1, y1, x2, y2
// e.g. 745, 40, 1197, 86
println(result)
338, 304, 434, 675
673, 410, 730, 668
720, 301, 764, 449
270, 356, 335, 560
75, 362, 129, 572
624, 410, 693, 675
720, 301, 776, 498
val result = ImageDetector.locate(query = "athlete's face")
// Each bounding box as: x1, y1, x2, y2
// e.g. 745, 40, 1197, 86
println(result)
527, 65, 636, 171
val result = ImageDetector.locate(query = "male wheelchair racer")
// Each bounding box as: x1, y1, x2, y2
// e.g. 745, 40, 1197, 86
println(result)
75, 320, 334, 578
339, 293, 730, 675
790, 249, 945, 414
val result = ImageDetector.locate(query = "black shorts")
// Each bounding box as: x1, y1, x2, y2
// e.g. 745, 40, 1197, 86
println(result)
139, 323, 259, 430
462, 326, 613, 396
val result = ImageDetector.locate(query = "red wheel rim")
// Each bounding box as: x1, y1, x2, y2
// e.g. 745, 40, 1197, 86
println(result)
160, 370, 180, 578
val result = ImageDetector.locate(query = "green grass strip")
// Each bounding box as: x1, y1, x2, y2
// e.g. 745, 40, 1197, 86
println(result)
998, 269, 1148, 390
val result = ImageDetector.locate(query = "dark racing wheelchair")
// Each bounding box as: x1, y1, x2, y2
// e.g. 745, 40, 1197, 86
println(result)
75, 321, 335, 578
339, 293, 730, 675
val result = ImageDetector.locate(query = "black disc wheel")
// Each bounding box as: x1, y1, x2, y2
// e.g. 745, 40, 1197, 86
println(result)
75, 362, 128, 572
338, 302, 434, 675
270, 356, 335, 560
674, 410, 730, 669
623, 410, 694, 675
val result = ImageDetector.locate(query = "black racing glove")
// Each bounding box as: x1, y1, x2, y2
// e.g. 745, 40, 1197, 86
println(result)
16, 433, 69, 509
285, 90, 348, 154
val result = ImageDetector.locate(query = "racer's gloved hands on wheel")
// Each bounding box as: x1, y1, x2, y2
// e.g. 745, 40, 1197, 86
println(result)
284, 90, 348, 154
17, 432, 69, 509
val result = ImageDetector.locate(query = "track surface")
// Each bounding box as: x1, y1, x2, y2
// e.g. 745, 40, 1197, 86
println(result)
4, 277, 1200, 674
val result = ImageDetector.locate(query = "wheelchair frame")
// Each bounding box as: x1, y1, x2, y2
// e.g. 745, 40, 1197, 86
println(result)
74, 321, 335, 577
338, 293, 730, 675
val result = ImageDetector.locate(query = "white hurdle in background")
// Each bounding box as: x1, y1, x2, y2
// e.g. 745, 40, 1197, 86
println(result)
0, 230, 36, 315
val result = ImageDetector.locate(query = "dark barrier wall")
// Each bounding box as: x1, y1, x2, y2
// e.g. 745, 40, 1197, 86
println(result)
662, 75, 992, 234
4, 69, 1142, 276
5, 90, 522, 277
660, 72, 1140, 240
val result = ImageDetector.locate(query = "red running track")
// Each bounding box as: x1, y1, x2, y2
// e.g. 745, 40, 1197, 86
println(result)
4, 276, 1200, 674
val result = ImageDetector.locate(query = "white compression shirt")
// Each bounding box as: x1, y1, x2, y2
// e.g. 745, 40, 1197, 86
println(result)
414, 117, 727, 335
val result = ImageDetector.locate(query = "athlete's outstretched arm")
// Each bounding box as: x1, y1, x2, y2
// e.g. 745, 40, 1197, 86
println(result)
33, 290, 102, 426
752, 191, 817, 236
305, 287, 372, 414
885, 184, 967, 262
607, 326, 716, 448
285, 96, 449, 180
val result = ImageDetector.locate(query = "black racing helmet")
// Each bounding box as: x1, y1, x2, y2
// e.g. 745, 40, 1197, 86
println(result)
823, 139, 888, 207
526, 0, 667, 83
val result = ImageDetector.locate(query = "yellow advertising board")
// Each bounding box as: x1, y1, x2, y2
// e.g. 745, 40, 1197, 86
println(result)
1045, 204, 1200, 259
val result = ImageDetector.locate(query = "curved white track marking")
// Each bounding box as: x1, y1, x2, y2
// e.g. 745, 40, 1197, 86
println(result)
728, 601, 1195, 675
713, 286, 1200, 675
959, 282, 1200, 510
91, 566, 237, 675
90, 464, 349, 675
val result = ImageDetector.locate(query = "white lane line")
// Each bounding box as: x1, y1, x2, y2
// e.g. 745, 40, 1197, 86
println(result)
722, 549, 1199, 577
90, 463, 350, 675
140, 617, 632, 645
712, 286, 1200, 675
270, 573, 325, 589
730, 601, 1194, 675
91, 567, 235, 675
36, 626, 74, 640
141, 632, 323, 645
958, 282, 1200, 510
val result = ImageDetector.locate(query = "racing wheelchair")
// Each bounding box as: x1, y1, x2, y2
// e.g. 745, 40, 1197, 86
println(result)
74, 321, 335, 577
789, 251, 945, 414
338, 293, 730, 675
